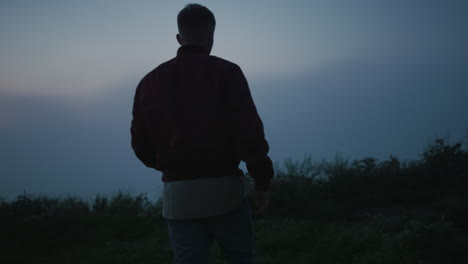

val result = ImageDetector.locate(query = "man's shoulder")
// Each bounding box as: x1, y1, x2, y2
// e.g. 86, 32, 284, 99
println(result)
139, 58, 178, 83
139, 54, 242, 85
151, 57, 178, 74
154, 54, 239, 70
209, 55, 241, 72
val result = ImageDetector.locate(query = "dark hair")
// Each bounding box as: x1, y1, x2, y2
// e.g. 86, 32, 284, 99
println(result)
177, 3, 216, 41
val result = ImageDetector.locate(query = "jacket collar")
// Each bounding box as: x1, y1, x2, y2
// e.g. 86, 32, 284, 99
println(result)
177, 45, 210, 56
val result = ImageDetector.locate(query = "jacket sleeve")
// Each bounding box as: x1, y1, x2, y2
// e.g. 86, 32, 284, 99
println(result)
225, 65, 274, 190
130, 81, 157, 169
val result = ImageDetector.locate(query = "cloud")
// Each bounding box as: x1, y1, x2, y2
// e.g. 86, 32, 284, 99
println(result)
251, 55, 468, 162
0, 87, 162, 201
1, 52, 467, 200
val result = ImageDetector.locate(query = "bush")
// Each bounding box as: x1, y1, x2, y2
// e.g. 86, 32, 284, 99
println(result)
1, 137, 467, 263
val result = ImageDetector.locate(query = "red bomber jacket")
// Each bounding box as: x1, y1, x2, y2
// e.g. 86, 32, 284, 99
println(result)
130, 45, 274, 190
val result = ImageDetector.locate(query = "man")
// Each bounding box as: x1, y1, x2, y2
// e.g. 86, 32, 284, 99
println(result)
131, 3, 273, 263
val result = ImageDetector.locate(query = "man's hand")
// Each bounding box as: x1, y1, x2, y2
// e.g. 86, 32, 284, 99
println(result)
255, 190, 270, 215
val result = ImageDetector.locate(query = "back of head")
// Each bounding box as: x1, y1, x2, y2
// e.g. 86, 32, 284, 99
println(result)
177, 3, 216, 44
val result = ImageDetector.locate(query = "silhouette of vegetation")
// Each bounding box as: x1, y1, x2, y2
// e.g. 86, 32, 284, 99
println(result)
1, 138, 467, 263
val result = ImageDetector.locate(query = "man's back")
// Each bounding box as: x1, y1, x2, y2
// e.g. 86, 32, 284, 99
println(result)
132, 45, 273, 190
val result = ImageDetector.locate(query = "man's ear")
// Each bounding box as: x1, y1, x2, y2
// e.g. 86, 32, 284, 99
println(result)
176, 34, 183, 45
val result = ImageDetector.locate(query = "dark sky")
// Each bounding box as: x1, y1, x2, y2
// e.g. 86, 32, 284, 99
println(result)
1, 0, 467, 200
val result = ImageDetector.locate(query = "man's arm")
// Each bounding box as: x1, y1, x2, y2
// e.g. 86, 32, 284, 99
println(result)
225, 65, 274, 191
130, 81, 157, 169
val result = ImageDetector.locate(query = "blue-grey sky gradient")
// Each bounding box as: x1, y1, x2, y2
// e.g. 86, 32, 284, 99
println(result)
1, 0, 467, 200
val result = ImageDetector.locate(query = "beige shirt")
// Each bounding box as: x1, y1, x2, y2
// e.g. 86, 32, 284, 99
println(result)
162, 174, 247, 219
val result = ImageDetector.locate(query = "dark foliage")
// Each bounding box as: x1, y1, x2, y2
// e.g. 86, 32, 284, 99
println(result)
1, 138, 467, 263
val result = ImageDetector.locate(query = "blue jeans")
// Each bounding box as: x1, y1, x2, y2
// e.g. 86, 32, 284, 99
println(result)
166, 198, 255, 264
